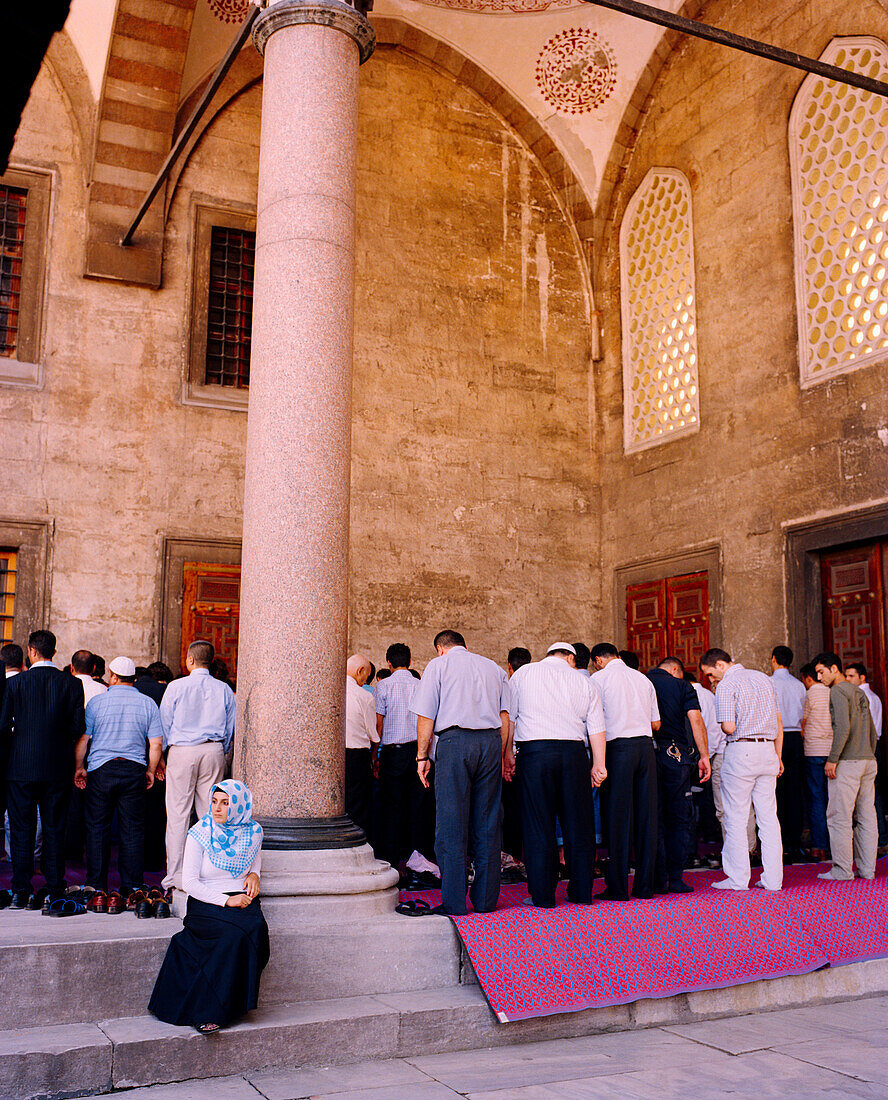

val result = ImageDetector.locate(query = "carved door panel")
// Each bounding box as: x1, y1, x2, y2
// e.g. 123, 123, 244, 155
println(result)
627, 579, 667, 669
820, 544, 886, 704
181, 562, 241, 680
667, 572, 710, 672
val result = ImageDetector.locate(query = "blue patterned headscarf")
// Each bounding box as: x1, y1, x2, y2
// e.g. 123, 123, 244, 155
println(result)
188, 779, 263, 876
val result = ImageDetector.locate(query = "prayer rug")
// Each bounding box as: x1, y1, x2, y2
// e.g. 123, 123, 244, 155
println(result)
401, 857, 888, 1021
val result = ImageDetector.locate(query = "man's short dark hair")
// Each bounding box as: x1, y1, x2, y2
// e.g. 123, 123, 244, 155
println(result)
659, 656, 685, 674
846, 662, 868, 680
116, 672, 137, 685
135, 666, 148, 678
508, 646, 532, 671
772, 645, 793, 668
701, 647, 732, 666
800, 662, 817, 681
71, 649, 94, 674
591, 642, 619, 662
434, 630, 465, 650
1, 642, 24, 670
386, 643, 411, 669
188, 640, 214, 668
572, 642, 591, 671
814, 651, 843, 674
91, 655, 105, 678
618, 649, 639, 669
147, 661, 174, 683
410, 668, 420, 679
376, 668, 392, 682
28, 630, 56, 659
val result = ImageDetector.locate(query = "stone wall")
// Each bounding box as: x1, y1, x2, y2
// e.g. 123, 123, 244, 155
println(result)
0, 46, 595, 671
595, 0, 888, 668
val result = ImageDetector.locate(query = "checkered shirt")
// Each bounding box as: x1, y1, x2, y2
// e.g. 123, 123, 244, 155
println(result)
715, 663, 781, 741
374, 668, 419, 745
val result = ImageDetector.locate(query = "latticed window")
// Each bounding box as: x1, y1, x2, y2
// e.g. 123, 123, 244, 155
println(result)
205, 226, 255, 388
0, 186, 27, 359
0, 550, 17, 642
790, 37, 888, 386
620, 168, 700, 453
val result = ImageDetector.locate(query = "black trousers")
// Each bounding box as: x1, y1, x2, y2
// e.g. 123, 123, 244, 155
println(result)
602, 737, 658, 899
7, 778, 70, 895
517, 740, 595, 906
434, 727, 502, 915
377, 743, 436, 867
86, 758, 147, 896
345, 748, 373, 839
653, 744, 694, 888
776, 730, 806, 850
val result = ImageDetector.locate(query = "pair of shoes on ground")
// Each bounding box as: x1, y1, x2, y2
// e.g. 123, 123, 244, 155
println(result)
127, 887, 171, 919
395, 898, 448, 917
399, 870, 441, 891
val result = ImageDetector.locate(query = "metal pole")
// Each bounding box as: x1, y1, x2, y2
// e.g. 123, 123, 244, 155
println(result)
120, 4, 260, 247
582, 0, 888, 100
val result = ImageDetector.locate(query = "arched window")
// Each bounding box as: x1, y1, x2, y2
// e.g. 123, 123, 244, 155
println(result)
620, 168, 699, 454
790, 37, 888, 386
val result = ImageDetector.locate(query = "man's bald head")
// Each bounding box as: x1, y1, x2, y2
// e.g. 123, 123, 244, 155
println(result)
347, 653, 371, 685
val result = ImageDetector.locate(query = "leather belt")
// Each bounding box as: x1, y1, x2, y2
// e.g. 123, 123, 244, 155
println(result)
732, 737, 772, 743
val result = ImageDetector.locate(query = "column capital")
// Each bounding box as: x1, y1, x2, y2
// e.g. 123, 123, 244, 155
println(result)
253, 0, 376, 64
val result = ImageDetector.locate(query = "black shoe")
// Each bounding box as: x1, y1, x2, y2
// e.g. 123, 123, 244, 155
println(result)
594, 890, 631, 902
667, 881, 694, 894
415, 870, 441, 888
0, 889, 11, 909
26, 889, 50, 911
9, 891, 29, 909
41, 892, 64, 914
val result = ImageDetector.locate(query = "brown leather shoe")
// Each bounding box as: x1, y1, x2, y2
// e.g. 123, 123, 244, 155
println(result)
106, 892, 125, 915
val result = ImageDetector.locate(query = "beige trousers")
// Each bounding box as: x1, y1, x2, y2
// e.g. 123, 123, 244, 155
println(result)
826, 758, 878, 880
711, 751, 757, 851
162, 742, 225, 890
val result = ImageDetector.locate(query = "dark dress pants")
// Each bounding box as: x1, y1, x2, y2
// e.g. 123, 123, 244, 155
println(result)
345, 748, 373, 839
518, 740, 595, 906
776, 731, 806, 851
653, 744, 694, 889
378, 743, 436, 867
434, 727, 502, 915
86, 758, 147, 896
603, 737, 657, 899
7, 778, 70, 895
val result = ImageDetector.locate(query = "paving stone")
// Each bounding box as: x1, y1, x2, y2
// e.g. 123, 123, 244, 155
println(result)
247, 1057, 433, 1099
0, 1021, 111, 1100
82, 1076, 261, 1099
773, 1034, 888, 1085
661, 1005, 850, 1054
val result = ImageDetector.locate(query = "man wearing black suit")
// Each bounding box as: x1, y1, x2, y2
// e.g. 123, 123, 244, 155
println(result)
0, 629, 85, 906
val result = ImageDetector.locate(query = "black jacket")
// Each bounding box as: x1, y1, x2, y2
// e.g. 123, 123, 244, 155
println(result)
0, 665, 85, 783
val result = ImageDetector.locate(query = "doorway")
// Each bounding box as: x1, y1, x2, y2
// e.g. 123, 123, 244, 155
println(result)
626, 571, 710, 671
820, 541, 887, 705
180, 561, 241, 679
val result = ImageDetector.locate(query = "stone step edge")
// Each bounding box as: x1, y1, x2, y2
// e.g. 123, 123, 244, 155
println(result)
2, 958, 888, 1099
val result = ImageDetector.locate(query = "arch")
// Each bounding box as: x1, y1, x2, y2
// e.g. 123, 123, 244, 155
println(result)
44, 30, 97, 186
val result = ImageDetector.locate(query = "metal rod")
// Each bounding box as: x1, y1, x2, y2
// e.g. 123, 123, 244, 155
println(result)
120, 3, 260, 247
581, 0, 888, 99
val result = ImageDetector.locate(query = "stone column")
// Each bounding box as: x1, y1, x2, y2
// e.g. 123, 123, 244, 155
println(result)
234, 0, 398, 926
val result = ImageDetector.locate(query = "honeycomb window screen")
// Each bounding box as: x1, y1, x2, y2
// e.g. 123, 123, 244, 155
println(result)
619, 168, 700, 454
790, 37, 888, 387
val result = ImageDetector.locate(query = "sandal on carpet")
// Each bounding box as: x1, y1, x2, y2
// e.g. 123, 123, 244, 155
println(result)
195, 1023, 221, 1036
44, 898, 87, 917
395, 899, 447, 916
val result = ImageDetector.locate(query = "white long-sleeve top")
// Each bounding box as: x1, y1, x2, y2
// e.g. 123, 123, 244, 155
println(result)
181, 834, 262, 907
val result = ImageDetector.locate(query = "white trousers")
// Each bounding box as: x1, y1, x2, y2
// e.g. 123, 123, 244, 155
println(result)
826, 758, 878, 880
710, 751, 757, 851
162, 742, 225, 890
721, 742, 783, 890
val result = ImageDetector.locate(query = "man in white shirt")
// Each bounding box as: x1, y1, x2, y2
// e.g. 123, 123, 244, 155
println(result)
345, 653, 379, 839
590, 643, 660, 901
770, 646, 808, 862
507, 643, 606, 908
71, 649, 107, 706
158, 640, 235, 892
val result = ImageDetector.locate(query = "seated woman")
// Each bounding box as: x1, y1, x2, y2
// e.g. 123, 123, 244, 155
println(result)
149, 779, 269, 1035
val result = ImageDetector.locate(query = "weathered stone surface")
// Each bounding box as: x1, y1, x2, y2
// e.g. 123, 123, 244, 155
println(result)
0, 1022, 111, 1100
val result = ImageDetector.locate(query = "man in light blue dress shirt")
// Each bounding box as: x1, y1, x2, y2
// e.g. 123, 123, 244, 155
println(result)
770, 646, 808, 861
158, 640, 236, 891
411, 630, 511, 915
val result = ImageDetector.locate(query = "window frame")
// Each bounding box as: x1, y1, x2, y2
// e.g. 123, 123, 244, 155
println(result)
0, 166, 52, 390
184, 203, 256, 412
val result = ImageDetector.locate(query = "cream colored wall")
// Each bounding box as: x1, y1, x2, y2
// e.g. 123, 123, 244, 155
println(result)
595, 0, 888, 668
1, 47, 596, 670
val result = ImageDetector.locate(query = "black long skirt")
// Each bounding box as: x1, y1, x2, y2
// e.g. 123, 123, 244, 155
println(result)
148, 896, 270, 1028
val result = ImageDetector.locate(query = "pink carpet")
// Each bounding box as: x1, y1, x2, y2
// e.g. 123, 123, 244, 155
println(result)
401, 858, 888, 1022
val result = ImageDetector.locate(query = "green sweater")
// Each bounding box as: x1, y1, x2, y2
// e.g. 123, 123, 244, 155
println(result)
828, 681, 877, 763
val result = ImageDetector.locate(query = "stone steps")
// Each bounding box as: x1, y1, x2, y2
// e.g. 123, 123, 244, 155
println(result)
4, 959, 888, 1100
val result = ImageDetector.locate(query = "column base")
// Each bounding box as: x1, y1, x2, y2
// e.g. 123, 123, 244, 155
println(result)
259, 843, 400, 922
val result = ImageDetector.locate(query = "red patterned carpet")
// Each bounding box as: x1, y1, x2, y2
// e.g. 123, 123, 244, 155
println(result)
401, 858, 888, 1022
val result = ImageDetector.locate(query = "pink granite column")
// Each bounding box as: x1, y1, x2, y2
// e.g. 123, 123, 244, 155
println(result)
237, 0, 375, 848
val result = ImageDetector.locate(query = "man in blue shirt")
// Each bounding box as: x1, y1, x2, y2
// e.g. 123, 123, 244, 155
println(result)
74, 656, 163, 900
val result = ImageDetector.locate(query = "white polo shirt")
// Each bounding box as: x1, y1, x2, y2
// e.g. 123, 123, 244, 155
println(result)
345, 675, 380, 750
591, 657, 660, 741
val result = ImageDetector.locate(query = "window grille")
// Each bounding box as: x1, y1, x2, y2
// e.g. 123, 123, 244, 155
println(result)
620, 168, 700, 453
0, 550, 17, 642
790, 37, 888, 386
205, 226, 255, 388
0, 186, 27, 359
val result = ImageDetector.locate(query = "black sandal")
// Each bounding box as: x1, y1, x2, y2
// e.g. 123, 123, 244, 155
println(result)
195, 1023, 221, 1035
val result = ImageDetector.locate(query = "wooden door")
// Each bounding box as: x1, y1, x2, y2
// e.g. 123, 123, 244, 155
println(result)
627, 571, 710, 671
181, 561, 241, 680
820, 543, 886, 704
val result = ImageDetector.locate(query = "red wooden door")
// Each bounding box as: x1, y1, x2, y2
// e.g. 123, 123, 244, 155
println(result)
181, 562, 241, 680
820, 544, 886, 704
627, 571, 710, 671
